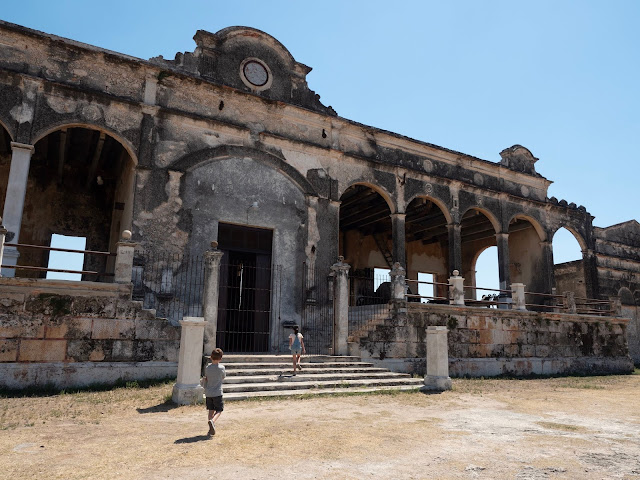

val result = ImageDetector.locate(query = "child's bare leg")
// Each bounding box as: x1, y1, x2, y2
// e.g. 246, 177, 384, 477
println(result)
212, 411, 222, 424
292, 355, 297, 374
296, 354, 302, 369
208, 410, 214, 421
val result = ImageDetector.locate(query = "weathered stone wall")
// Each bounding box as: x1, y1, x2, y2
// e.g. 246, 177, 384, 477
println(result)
357, 302, 633, 377
0, 278, 180, 389
554, 261, 587, 298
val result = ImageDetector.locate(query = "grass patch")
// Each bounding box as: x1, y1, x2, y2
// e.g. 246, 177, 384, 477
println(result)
0, 377, 175, 399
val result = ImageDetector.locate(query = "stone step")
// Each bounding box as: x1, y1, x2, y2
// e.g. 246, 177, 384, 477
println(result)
225, 366, 390, 377
223, 376, 423, 393
225, 371, 414, 384
225, 384, 422, 401
223, 362, 377, 371
222, 354, 360, 363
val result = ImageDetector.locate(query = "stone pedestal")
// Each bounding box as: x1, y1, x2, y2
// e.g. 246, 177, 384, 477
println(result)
114, 230, 136, 283
511, 283, 526, 311
448, 270, 465, 306
172, 316, 206, 405
390, 262, 406, 301
331, 257, 350, 356
421, 326, 452, 392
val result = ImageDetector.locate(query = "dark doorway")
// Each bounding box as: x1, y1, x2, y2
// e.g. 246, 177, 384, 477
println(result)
217, 223, 273, 352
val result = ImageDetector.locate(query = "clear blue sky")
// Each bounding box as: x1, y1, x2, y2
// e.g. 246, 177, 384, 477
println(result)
3, 1, 638, 287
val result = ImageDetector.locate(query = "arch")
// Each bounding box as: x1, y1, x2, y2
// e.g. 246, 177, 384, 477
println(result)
30, 122, 138, 166
550, 225, 587, 253
0, 116, 15, 142
471, 245, 500, 292
619, 287, 636, 306
170, 145, 317, 197
214, 27, 298, 69
460, 206, 500, 233
507, 214, 546, 241
405, 194, 452, 225
339, 181, 395, 214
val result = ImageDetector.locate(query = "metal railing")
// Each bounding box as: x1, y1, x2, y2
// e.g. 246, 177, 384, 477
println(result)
1, 242, 115, 280
348, 270, 391, 337
405, 278, 449, 304
464, 285, 513, 308
132, 250, 205, 324
404, 274, 615, 317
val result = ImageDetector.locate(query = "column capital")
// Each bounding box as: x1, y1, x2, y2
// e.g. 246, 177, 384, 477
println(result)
331, 257, 351, 275
391, 212, 406, 219
204, 248, 224, 268
10, 142, 35, 153
495, 232, 509, 239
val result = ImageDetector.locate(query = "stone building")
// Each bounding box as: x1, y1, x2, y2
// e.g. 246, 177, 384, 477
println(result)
0, 21, 637, 382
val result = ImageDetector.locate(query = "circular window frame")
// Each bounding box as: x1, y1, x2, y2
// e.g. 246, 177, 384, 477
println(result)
239, 58, 273, 91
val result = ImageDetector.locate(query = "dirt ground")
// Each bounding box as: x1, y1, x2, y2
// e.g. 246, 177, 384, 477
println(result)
1, 372, 639, 480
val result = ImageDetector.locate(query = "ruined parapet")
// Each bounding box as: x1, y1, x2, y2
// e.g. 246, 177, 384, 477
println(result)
0, 278, 180, 390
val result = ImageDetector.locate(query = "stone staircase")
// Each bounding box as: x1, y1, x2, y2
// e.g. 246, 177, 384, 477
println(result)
347, 304, 391, 343
221, 355, 423, 401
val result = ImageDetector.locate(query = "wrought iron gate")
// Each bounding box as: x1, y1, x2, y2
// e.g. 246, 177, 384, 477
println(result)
300, 263, 334, 354
215, 260, 281, 353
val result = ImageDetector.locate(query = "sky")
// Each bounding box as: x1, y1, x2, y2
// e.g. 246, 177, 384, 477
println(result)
2, 1, 638, 288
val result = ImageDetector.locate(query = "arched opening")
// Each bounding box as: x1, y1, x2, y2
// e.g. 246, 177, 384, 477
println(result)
339, 184, 392, 306
1, 126, 136, 280
552, 227, 586, 298
0, 122, 13, 211
508, 216, 545, 293
461, 208, 498, 301
473, 246, 499, 299
404, 196, 449, 302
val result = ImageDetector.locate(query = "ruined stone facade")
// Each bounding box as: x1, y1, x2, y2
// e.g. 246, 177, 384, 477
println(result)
0, 21, 638, 381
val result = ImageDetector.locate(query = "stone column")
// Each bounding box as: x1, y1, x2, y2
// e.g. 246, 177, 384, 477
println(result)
582, 249, 599, 300
114, 230, 137, 283
421, 326, 452, 392
203, 242, 225, 354
447, 222, 462, 275
391, 213, 406, 268
389, 261, 407, 301
511, 283, 527, 311
448, 270, 465, 306
496, 232, 511, 293
172, 316, 206, 405
0, 221, 7, 277
331, 256, 350, 356
1, 142, 35, 277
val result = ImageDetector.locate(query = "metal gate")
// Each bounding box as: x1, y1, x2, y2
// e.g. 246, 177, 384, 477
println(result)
216, 261, 281, 353
300, 263, 334, 354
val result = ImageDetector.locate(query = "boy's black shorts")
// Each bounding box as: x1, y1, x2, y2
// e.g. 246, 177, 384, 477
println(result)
206, 395, 224, 412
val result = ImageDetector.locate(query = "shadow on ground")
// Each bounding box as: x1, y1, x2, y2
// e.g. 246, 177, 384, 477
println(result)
136, 400, 181, 414
174, 435, 211, 444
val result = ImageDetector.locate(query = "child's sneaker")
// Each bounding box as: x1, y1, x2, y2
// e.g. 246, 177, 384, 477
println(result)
208, 420, 216, 436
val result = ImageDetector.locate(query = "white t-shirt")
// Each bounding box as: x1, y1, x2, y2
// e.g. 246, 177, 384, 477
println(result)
289, 333, 303, 349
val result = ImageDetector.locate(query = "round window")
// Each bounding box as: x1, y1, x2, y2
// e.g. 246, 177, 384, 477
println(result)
243, 60, 269, 87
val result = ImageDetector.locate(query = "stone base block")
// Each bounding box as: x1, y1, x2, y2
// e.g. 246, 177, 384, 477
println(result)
172, 383, 205, 405
421, 375, 452, 392
0, 361, 177, 390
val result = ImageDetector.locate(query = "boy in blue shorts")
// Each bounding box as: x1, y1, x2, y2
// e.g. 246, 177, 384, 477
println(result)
202, 348, 226, 436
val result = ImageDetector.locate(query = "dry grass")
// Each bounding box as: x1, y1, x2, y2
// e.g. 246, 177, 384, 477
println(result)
1, 372, 639, 480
